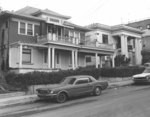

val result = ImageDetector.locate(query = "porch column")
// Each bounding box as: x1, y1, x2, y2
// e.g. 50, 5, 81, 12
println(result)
99, 56, 102, 68
48, 47, 51, 69
52, 47, 55, 69
19, 44, 22, 68
95, 53, 98, 68
112, 54, 115, 67
135, 38, 142, 65
121, 34, 128, 57
75, 50, 78, 68
72, 50, 75, 70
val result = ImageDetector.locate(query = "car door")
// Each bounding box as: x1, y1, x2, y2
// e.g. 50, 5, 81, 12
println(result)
72, 78, 93, 96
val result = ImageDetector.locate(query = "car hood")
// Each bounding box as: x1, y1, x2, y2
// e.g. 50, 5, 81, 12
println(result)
133, 73, 150, 78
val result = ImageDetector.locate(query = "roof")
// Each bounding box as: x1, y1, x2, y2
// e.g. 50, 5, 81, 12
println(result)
64, 21, 91, 31
66, 75, 94, 79
16, 6, 71, 19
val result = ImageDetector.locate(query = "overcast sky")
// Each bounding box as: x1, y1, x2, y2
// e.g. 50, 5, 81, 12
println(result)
1, 0, 150, 26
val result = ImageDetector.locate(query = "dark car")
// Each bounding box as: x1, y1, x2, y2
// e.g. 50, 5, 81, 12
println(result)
132, 68, 150, 84
36, 75, 108, 103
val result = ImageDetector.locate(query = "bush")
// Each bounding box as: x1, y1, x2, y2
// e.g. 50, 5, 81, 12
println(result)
5, 66, 145, 90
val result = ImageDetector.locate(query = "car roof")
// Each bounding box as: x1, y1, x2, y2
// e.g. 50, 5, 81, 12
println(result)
65, 75, 93, 79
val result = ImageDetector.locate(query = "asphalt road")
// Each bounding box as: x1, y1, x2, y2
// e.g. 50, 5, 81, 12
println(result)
1, 85, 150, 117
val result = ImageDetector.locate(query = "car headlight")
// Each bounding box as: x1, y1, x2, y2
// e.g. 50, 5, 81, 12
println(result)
146, 76, 150, 80
50, 90, 54, 94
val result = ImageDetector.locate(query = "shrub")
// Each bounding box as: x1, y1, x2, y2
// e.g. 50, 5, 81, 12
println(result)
5, 66, 145, 90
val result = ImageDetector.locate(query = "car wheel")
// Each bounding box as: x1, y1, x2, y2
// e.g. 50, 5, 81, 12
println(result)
93, 87, 102, 96
56, 92, 67, 103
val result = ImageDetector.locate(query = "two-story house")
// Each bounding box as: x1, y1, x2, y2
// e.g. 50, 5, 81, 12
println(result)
0, 6, 115, 73
127, 19, 150, 64
86, 23, 143, 66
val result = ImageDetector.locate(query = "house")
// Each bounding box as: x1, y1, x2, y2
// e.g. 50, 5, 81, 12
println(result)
86, 23, 143, 66
0, 6, 115, 73
127, 19, 150, 64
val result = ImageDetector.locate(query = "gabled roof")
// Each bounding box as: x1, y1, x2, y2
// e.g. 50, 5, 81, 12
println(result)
15, 6, 40, 15
15, 6, 71, 19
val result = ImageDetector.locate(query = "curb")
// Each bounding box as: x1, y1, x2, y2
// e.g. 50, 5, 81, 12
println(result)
0, 80, 133, 108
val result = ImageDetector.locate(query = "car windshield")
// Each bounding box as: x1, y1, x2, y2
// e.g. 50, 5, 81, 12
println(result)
60, 77, 76, 85
143, 69, 150, 73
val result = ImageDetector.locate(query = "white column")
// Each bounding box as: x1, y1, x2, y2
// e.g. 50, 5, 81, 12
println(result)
135, 38, 142, 65
95, 53, 98, 68
52, 47, 55, 69
99, 56, 102, 68
48, 47, 51, 69
112, 54, 115, 67
121, 34, 128, 57
75, 50, 78, 68
19, 44, 22, 68
72, 50, 75, 69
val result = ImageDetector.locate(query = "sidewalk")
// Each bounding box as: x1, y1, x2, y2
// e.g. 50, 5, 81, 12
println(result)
0, 78, 133, 108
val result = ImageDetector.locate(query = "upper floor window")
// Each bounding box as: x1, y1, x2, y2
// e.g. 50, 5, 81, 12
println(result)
18, 22, 34, 36
102, 34, 108, 44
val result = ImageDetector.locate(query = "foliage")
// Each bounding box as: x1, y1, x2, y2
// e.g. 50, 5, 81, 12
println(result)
5, 66, 145, 90
115, 54, 130, 67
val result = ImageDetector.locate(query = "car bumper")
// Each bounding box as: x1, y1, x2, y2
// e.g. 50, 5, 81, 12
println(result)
133, 79, 150, 83
37, 93, 57, 99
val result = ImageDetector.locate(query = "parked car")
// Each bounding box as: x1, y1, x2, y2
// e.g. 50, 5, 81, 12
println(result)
144, 62, 150, 67
36, 75, 108, 103
132, 68, 150, 84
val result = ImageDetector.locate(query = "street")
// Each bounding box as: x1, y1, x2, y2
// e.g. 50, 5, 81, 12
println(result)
1, 85, 150, 117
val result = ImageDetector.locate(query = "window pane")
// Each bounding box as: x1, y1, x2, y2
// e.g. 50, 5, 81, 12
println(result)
44, 50, 48, 63
27, 24, 33, 35
20, 22, 25, 34
22, 49, 31, 63
102, 34, 108, 44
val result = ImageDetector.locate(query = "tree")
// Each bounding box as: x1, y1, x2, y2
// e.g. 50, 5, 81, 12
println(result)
115, 54, 130, 67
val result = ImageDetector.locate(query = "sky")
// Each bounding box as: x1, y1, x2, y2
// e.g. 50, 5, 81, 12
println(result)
1, 0, 150, 26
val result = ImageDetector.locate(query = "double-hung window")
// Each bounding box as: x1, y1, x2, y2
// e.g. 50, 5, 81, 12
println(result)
18, 22, 34, 36
19, 22, 26, 34
22, 49, 31, 63
27, 24, 33, 36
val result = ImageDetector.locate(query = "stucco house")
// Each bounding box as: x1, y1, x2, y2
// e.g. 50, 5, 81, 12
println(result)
86, 23, 143, 66
0, 6, 115, 73
127, 19, 150, 64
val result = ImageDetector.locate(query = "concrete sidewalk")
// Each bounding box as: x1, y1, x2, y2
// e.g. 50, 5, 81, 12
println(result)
0, 78, 133, 108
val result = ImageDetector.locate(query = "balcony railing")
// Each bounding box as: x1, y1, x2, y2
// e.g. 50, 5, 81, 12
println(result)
37, 34, 114, 50
37, 34, 80, 45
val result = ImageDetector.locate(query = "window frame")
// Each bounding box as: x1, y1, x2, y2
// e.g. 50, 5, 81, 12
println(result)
18, 21, 34, 36
22, 48, 32, 64
102, 34, 108, 44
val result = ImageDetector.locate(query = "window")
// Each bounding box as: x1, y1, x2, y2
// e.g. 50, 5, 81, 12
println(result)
86, 56, 91, 63
75, 78, 89, 85
102, 34, 108, 44
18, 22, 34, 36
43, 50, 48, 63
27, 24, 33, 35
20, 22, 26, 34
22, 49, 31, 63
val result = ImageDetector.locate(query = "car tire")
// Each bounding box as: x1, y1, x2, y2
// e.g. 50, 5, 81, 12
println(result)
56, 92, 67, 103
93, 87, 102, 96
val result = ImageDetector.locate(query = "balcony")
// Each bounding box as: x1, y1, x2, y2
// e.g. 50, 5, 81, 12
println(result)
37, 34, 80, 46
37, 34, 114, 50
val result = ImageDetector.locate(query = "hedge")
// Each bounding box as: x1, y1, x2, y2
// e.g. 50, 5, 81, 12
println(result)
5, 66, 145, 90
